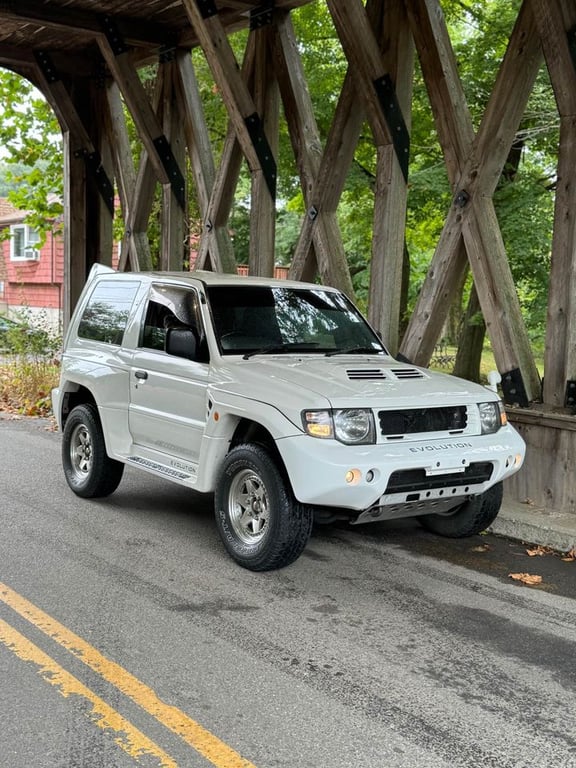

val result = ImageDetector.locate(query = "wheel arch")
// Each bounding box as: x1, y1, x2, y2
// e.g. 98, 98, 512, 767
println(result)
230, 419, 289, 478
59, 384, 98, 429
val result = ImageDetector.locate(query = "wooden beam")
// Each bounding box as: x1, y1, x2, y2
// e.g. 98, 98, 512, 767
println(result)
401, 0, 541, 403
97, 20, 186, 211
181, 0, 277, 198
274, 11, 354, 295
174, 51, 236, 273
326, 0, 410, 173
0, 0, 177, 48
195, 33, 258, 271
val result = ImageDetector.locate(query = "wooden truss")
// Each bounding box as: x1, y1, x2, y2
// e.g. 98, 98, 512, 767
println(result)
1, 0, 576, 412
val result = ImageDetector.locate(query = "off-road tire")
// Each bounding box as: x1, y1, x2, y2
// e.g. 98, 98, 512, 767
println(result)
215, 443, 314, 571
62, 403, 124, 498
418, 482, 503, 538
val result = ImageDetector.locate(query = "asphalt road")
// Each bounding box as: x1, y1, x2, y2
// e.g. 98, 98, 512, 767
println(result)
1, 415, 575, 768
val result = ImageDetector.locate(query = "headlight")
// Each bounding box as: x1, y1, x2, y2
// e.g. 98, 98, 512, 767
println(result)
479, 401, 506, 434
302, 409, 376, 444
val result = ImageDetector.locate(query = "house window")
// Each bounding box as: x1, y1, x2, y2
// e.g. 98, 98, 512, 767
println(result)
10, 224, 41, 261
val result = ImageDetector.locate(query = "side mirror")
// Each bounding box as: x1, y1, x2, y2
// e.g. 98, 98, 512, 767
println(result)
165, 327, 198, 361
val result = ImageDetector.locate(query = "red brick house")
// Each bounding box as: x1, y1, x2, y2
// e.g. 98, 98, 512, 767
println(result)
0, 198, 64, 333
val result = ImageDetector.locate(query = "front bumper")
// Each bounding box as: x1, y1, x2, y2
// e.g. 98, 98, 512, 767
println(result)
278, 424, 526, 517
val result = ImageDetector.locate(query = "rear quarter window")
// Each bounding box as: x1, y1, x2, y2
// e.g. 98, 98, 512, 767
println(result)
77, 280, 140, 345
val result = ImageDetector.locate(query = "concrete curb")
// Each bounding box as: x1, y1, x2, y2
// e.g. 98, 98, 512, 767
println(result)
490, 497, 576, 554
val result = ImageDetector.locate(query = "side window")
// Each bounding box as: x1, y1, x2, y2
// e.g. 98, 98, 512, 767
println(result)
78, 280, 140, 345
140, 285, 208, 362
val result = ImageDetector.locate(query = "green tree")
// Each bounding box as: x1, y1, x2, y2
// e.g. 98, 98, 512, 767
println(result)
0, 71, 63, 236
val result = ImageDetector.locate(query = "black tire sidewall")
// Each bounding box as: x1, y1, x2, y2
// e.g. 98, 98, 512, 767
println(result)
215, 444, 312, 570
62, 404, 123, 498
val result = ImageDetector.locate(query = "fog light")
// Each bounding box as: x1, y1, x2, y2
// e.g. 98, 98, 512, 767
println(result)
345, 469, 361, 485
514, 453, 523, 467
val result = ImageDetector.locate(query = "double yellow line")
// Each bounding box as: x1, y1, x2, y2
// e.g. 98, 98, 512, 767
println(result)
0, 582, 257, 768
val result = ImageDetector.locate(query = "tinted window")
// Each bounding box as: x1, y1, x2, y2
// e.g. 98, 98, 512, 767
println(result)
207, 286, 385, 355
78, 280, 140, 345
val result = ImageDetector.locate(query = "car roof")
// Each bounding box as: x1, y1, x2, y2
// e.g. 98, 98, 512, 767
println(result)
89, 265, 340, 293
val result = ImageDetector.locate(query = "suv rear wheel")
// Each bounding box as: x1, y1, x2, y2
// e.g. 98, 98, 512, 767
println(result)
62, 403, 124, 498
418, 482, 503, 537
215, 444, 313, 571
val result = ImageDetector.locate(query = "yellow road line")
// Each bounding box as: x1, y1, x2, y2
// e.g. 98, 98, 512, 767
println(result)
0, 582, 256, 768
0, 618, 177, 768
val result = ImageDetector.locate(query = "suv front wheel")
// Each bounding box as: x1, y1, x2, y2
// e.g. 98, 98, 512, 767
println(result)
62, 403, 124, 498
418, 482, 503, 537
215, 444, 313, 571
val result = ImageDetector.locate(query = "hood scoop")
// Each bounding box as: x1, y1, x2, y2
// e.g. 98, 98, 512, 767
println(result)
391, 367, 425, 380
347, 368, 387, 381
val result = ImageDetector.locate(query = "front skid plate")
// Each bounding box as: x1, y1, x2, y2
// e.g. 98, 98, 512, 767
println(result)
351, 495, 464, 525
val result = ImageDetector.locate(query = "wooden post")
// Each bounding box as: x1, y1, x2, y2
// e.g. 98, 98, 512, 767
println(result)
62, 130, 87, 323
250, 25, 278, 277
368, 0, 414, 354
175, 51, 236, 273
531, 0, 576, 408
160, 58, 187, 271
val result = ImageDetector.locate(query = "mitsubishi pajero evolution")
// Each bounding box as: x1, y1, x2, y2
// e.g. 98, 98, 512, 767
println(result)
52, 266, 526, 571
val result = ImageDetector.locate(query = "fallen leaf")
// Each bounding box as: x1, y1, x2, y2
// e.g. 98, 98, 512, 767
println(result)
561, 547, 576, 562
526, 545, 551, 557
471, 544, 491, 553
509, 572, 543, 586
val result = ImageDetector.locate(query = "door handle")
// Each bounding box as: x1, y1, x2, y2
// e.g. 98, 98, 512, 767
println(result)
135, 370, 148, 380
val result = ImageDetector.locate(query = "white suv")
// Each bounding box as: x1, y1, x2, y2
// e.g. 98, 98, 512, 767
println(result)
52, 265, 526, 571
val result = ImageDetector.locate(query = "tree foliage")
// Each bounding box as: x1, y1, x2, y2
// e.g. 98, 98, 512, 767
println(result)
0, 72, 63, 238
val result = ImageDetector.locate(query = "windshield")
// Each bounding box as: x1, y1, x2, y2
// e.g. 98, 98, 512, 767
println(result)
206, 286, 387, 356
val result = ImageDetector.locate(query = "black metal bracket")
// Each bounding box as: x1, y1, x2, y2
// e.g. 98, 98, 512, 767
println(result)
34, 50, 60, 84
85, 151, 115, 216
373, 74, 410, 183
196, 0, 218, 20
308, 205, 318, 221
159, 44, 177, 64
501, 368, 529, 407
100, 15, 130, 56
565, 379, 576, 408
152, 135, 187, 211
455, 189, 470, 208
250, 1, 275, 30
244, 112, 277, 199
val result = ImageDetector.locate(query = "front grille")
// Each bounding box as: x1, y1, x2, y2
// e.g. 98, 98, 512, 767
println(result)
385, 462, 494, 494
378, 406, 467, 436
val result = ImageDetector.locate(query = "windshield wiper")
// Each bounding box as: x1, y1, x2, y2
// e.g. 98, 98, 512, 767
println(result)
325, 345, 382, 357
242, 345, 287, 360
242, 342, 321, 360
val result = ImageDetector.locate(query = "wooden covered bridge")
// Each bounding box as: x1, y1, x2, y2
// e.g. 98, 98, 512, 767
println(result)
0, 0, 574, 515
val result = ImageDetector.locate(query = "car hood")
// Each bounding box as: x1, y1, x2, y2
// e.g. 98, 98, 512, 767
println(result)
213, 354, 497, 411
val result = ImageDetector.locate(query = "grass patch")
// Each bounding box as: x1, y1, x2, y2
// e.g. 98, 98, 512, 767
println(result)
429, 343, 544, 381
0, 355, 60, 417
